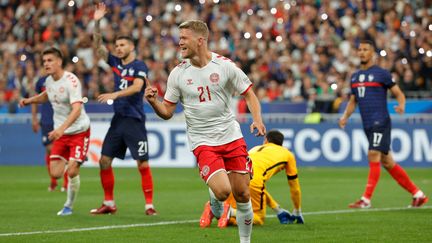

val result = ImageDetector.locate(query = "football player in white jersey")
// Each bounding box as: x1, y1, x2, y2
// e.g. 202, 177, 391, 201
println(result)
20, 47, 90, 216
145, 20, 265, 243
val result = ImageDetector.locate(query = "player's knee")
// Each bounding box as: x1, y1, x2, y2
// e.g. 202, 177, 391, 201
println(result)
99, 156, 112, 170
233, 190, 250, 203
137, 160, 149, 168
214, 188, 231, 201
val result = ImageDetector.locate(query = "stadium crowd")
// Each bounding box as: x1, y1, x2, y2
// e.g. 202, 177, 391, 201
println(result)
0, 0, 431, 114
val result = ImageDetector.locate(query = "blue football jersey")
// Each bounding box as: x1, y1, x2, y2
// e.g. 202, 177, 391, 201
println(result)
350, 65, 396, 128
107, 53, 148, 121
35, 76, 54, 125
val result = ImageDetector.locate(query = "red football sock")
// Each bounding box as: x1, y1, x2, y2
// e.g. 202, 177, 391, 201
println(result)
46, 154, 57, 185
363, 162, 381, 200
139, 166, 154, 204
100, 167, 115, 201
388, 164, 418, 195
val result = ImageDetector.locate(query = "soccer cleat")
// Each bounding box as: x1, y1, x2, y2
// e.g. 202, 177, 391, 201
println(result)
410, 195, 428, 208
57, 207, 73, 216
348, 199, 371, 209
90, 204, 117, 214
200, 201, 214, 228
145, 207, 157, 216
217, 202, 231, 228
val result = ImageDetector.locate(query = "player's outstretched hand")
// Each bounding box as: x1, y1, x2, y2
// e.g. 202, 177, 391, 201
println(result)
97, 93, 117, 104
250, 121, 266, 137
94, 2, 107, 21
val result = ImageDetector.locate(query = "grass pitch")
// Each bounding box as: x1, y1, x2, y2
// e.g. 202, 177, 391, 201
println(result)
0, 166, 431, 242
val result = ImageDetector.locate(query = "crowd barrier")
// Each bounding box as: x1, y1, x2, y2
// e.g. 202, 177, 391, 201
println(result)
1, 121, 431, 167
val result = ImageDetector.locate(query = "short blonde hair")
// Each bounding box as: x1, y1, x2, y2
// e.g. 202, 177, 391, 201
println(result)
179, 20, 209, 39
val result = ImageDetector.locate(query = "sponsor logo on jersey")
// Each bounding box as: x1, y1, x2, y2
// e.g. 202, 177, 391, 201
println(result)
59, 87, 65, 93
368, 74, 374, 81
187, 79, 193, 85
210, 73, 220, 83
359, 74, 365, 82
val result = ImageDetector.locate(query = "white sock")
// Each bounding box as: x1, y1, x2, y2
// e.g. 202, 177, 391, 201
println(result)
236, 200, 253, 243
413, 190, 424, 198
103, 200, 115, 207
272, 205, 283, 214
64, 175, 80, 208
145, 204, 154, 210
208, 188, 224, 218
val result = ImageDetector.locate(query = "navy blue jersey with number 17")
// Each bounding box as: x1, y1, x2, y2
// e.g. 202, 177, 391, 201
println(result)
350, 65, 396, 129
107, 53, 148, 121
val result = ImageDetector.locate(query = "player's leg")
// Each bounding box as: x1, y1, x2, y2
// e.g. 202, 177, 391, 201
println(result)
41, 124, 58, 191
194, 144, 232, 225
350, 127, 383, 208
229, 172, 253, 243
91, 119, 125, 214
382, 152, 428, 207
137, 160, 156, 215
125, 118, 156, 215
58, 129, 90, 216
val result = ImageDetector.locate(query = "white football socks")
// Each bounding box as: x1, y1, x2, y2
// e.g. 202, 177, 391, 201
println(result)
236, 200, 253, 243
208, 188, 224, 218
64, 175, 80, 208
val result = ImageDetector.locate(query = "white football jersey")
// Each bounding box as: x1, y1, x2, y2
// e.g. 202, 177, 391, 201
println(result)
45, 71, 90, 134
165, 52, 252, 150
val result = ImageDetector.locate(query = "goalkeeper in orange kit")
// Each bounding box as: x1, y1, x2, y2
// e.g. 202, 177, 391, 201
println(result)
200, 130, 303, 227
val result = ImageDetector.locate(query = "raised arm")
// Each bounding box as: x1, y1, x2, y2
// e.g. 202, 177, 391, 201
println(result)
339, 94, 357, 129
243, 88, 266, 136
19, 91, 49, 107
93, 2, 109, 61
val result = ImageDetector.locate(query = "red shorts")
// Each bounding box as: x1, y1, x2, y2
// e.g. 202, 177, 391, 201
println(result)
193, 138, 252, 183
50, 128, 90, 163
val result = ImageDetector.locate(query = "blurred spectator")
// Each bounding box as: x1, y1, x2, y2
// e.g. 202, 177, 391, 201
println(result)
0, 0, 431, 114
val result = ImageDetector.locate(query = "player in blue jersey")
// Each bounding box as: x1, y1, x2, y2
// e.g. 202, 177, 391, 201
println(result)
32, 76, 68, 192
339, 40, 428, 208
90, 2, 156, 215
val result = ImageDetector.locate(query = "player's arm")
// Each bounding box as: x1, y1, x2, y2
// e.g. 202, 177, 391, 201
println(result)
93, 2, 108, 61
145, 79, 176, 120
48, 102, 82, 141
97, 77, 144, 103
243, 88, 266, 136
287, 176, 301, 212
339, 94, 357, 129
19, 91, 49, 107
390, 85, 405, 115
31, 104, 40, 133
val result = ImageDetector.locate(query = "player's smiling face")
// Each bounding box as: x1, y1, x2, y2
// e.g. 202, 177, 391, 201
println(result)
358, 43, 374, 64
179, 28, 199, 59
42, 54, 62, 75
115, 39, 133, 59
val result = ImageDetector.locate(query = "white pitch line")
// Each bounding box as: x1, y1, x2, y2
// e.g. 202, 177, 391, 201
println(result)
1, 206, 431, 237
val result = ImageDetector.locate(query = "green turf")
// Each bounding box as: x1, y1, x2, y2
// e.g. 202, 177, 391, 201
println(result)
0, 166, 431, 242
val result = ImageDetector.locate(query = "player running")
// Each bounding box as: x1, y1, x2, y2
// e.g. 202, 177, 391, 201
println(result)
20, 47, 90, 216
145, 20, 265, 243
